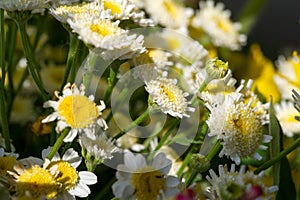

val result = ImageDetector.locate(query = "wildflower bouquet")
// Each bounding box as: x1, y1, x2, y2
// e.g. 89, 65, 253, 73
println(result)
0, 0, 299, 199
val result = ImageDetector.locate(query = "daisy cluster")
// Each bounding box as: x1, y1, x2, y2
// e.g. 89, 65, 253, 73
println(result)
0, 0, 299, 199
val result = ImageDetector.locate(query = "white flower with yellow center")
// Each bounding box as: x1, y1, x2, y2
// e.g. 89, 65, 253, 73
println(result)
79, 130, 119, 170
144, 0, 193, 29
42, 83, 107, 142
191, 0, 246, 50
274, 51, 300, 100
206, 94, 272, 164
206, 164, 278, 200
43, 148, 97, 199
112, 151, 180, 200
275, 101, 300, 137
9, 162, 60, 200
50, 1, 105, 24
145, 29, 208, 65
0, 0, 48, 12
145, 76, 195, 118
100, 0, 151, 25
68, 15, 145, 60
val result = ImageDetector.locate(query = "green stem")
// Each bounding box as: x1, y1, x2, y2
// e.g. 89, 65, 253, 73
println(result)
83, 51, 98, 90
6, 21, 17, 95
16, 20, 48, 100
185, 170, 198, 187
113, 109, 150, 140
148, 121, 179, 161
254, 136, 300, 174
0, 9, 5, 86
176, 151, 193, 176
47, 128, 70, 160
206, 140, 221, 161
104, 68, 116, 105
60, 33, 80, 91
0, 9, 11, 152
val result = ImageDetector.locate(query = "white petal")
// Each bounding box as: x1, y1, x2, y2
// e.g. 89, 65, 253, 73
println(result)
63, 130, 78, 142
62, 148, 82, 168
152, 153, 171, 175
78, 171, 97, 185
69, 182, 90, 198
124, 151, 146, 170
165, 176, 180, 187
42, 113, 58, 123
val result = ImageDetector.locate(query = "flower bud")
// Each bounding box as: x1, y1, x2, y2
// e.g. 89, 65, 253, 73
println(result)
205, 57, 229, 80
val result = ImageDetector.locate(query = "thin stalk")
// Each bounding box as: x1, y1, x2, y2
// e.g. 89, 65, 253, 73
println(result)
60, 33, 80, 91
47, 127, 70, 160
113, 109, 150, 140
0, 9, 11, 152
254, 136, 300, 174
16, 20, 48, 100
6, 21, 17, 95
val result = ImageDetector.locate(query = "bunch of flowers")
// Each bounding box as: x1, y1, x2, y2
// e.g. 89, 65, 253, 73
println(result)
0, 0, 299, 199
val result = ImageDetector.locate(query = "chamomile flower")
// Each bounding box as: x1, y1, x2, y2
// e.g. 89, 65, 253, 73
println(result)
68, 15, 145, 60
145, 75, 195, 118
43, 148, 98, 199
79, 129, 119, 171
112, 151, 180, 200
0, 0, 49, 13
50, 1, 104, 24
206, 164, 278, 200
100, 0, 150, 25
144, 0, 193, 29
191, 0, 246, 50
9, 162, 60, 200
274, 51, 300, 100
274, 101, 300, 137
206, 94, 272, 164
42, 83, 107, 142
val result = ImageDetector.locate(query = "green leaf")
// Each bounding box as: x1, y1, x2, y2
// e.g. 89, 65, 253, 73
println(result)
269, 97, 296, 199
269, 97, 281, 186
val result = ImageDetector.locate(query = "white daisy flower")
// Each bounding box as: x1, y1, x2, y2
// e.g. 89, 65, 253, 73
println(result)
100, 0, 150, 25
79, 129, 119, 170
274, 51, 300, 100
206, 164, 278, 200
67, 15, 145, 60
145, 75, 195, 118
0, 0, 49, 13
112, 151, 180, 200
50, 1, 105, 24
275, 101, 300, 137
9, 161, 60, 200
42, 83, 107, 142
145, 29, 208, 65
42, 148, 98, 199
144, 0, 193, 29
206, 93, 272, 165
191, 0, 246, 50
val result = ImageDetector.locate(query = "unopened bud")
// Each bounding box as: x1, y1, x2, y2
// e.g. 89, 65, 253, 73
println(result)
206, 57, 229, 80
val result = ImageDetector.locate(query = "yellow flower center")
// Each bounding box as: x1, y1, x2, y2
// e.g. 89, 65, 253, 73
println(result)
58, 95, 99, 129
160, 85, 176, 102
226, 103, 263, 157
163, 0, 178, 19
0, 156, 17, 176
48, 160, 78, 191
215, 17, 232, 33
17, 165, 59, 199
131, 166, 165, 200
103, 0, 122, 15
89, 21, 119, 37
